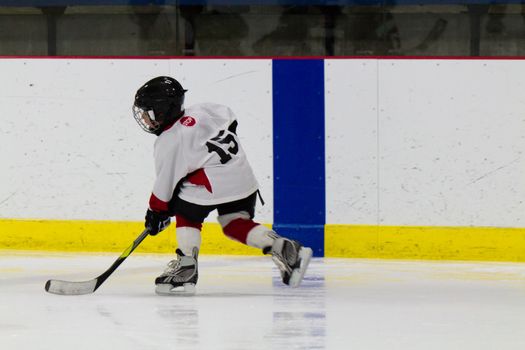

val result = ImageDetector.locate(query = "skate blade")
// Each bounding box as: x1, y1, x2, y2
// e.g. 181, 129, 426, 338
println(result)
289, 247, 313, 288
155, 283, 196, 296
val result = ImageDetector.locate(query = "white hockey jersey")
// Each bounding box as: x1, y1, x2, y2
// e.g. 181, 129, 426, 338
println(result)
149, 102, 259, 211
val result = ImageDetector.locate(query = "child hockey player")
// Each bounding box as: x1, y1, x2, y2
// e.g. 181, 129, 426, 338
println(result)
133, 76, 312, 295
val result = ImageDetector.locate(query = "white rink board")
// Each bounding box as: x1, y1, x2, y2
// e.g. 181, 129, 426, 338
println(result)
326, 59, 525, 227
325, 59, 378, 225
0, 59, 273, 223
2, 58, 525, 229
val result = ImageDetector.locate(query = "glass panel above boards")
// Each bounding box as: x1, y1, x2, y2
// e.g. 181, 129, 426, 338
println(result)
0, 1, 524, 56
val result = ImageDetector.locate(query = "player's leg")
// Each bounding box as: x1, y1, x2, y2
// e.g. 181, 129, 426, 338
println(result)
155, 199, 213, 295
216, 192, 274, 248
218, 210, 277, 248
174, 216, 202, 257
217, 192, 313, 287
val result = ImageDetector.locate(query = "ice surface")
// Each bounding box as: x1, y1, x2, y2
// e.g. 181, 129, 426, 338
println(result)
1, 251, 525, 350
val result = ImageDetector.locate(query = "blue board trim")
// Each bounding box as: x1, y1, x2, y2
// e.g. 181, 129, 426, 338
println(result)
272, 59, 325, 257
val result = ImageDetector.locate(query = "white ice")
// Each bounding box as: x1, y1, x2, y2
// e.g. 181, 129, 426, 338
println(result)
2, 251, 525, 350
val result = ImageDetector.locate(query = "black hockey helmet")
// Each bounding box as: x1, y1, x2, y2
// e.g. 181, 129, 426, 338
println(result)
133, 76, 187, 135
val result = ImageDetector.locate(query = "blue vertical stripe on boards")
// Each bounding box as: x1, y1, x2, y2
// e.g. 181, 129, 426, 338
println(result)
272, 59, 325, 257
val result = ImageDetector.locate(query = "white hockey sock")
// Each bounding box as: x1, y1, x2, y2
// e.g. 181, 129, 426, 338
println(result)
176, 226, 202, 257
246, 225, 279, 249
217, 212, 279, 249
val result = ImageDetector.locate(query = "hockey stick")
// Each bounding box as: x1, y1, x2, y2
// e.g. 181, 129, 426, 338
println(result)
45, 228, 150, 295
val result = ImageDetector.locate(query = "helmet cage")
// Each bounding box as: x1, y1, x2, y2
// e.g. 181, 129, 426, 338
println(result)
133, 94, 185, 134
133, 105, 162, 134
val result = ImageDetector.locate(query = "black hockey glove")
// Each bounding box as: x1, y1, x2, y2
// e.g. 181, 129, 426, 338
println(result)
145, 209, 171, 235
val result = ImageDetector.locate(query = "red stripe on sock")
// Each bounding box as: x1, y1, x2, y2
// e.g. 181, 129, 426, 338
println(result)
222, 219, 259, 244
175, 215, 202, 230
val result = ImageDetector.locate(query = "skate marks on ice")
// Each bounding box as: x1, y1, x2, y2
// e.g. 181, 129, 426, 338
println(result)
2, 253, 525, 349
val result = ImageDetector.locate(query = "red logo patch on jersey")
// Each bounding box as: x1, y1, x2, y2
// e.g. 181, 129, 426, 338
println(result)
180, 116, 196, 127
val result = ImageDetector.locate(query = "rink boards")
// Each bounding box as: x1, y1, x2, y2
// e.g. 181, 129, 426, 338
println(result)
1, 57, 525, 260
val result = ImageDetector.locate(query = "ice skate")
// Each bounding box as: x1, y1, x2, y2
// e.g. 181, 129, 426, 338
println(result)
155, 247, 198, 295
267, 238, 313, 288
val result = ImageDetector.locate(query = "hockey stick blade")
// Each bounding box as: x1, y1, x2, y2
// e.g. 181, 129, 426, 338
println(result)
45, 228, 150, 296
45, 279, 97, 295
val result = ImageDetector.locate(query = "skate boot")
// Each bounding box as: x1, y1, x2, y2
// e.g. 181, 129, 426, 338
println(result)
155, 247, 198, 295
266, 238, 313, 288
